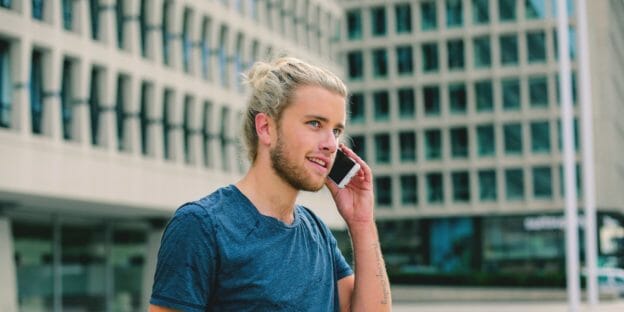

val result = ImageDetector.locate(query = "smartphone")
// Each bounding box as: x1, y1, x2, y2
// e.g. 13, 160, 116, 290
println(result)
328, 149, 361, 188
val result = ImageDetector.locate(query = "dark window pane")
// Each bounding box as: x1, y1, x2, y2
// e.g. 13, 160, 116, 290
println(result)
347, 51, 364, 79
500, 34, 518, 65
371, 7, 387, 36
478, 170, 497, 200
529, 76, 549, 108
499, 0, 516, 21
447, 39, 464, 70
505, 168, 525, 200
533, 166, 552, 198
477, 124, 495, 156
449, 83, 467, 114
472, 0, 489, 24
427, 173, 444, 203
527, 31, 547, 63
421, 1, 437, 31
375, 176, 393, 206
347, 9, 363, 40
396, 46, 413, 74
504, 123, 523, 155
423, 86, 440, 116
398, 88, 415, 119
422, 43, 439, 72
475, 80, 493, 112
349, 93, 365, 123
373, 91, 390, 121
400, 175, 418, 205
473, 36, 491, 68
450, 127, 468, 158
502, 78, 520, 110
425, 129, 442, 160
446, 0, 463, 27
452, 171, 470, 202
395, 4, 412, 34
372, 48, 388, 77
399, 131, 416, 162
374, 133, 391, 163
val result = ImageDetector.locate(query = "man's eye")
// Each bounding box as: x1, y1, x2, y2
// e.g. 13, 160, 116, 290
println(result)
308, 120, 321, 128
333, 129, 343, 137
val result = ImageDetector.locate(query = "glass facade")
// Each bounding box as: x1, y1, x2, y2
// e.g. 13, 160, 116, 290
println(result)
450, 127, 468, 158
400, 175, 418, 205
373, 91, 389, 121
446, 0, 463, 28
375, 176, 392, 206
529, 76, 549, 108
399, 131, 416, 162
505, 168, 525, 200
526, 0, 546, 19
475, 80, 493, 111
447, 39, 464, 70
13, 219, 147, 312
504, 123, 523, 155
452, 171, 470, 202
527, 31, 547, 63
426, 173, 444, 203
472, 0, 489, 24
499, 34, 518, 65
425, 129, 442, 160
498, 0, 516, 21
502, 78, 521, 110
396, 46, 413, 75
372, 48, 388, 77
347, 51, 364, 80
349, 93, 365, 123
478, 170, 497, 200
477, 124, 495, 156
449, 83, 466, 114
473, 36, 491, 68
423, 86, 440, 116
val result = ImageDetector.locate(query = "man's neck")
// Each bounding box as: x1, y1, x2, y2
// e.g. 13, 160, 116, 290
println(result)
236, 161, 299, 225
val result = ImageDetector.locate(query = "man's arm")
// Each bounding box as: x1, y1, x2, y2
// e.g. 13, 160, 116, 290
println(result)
327, 145, 391, 311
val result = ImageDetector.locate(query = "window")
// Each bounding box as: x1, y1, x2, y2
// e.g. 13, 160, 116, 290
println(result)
452, 171, 470, 202
182, 9, 192, 73
202, 101, 213, 167
477, 124, 495, 156
504, 123, 523, 155
423, 86, 440, 116
531, 121, 551, 153
373, 91, 390, 121
395, 3, 412, 33
218, 27, 228, 87
478, 170, 497, 200
347, 51, 364, 80
200, 19, 212, 79
398, 88, 415, 119
500, 34, 519, 65
425, 129, 442, 160
475, 80, 493, 112
370, 7, 387, 36
498, 0, 516, 21
115, 75, 129, 151
116, 0, 126, 48
346, 9, 362, 40
449, 83, 467, 114
527, 31, 546, 63
60, 60, 74, 140
420, 1, 437, 31
400, 175, 418, 205
526, 0, 545, 19
220, 107, 230, 171
140, 83, 150, 156
374, 133, 391, 164
62, 0, 74, 30
502, 78, 521, 110
0, 40, 11, 128
472, 0, 489, 24
399, 131, 416, 162
372, 48, 388, 77
550, 0, 575, 18
349, 93, 365, 123
90, 0, 100, 40
450, 127, 468, 158
351, 135, 366, 162
473, 36, 491, 68
162, 1, 172, 65
447, 39, 464, 70
32, 0, 44, 20
396, 46, 413, 75
1, 0, 11, 9
427, 173, 444, 203
375, 176, 393, 206
505, 168, 525, 200
446, 0, 463, 27
30, 50, 44, 135
183, 97, 193, 164
422, 43, 439, 72
529, 76, 549, 108
140, 0, 149, 57
163, 90, 173, 160
533, 166, 552, 198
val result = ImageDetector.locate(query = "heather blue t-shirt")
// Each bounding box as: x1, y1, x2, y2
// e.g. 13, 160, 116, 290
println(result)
150, 185, 353, 311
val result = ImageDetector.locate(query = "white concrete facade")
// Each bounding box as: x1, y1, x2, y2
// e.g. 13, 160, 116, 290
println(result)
0, 0, 346, 311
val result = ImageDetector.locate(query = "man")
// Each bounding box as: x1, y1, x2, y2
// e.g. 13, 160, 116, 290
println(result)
149, 57, 391, 311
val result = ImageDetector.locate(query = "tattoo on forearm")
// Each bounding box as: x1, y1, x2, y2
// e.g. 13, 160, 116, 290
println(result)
374, 243, 390, 305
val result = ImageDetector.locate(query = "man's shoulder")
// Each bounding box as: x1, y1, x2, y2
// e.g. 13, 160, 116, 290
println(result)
176, 185, 240, 216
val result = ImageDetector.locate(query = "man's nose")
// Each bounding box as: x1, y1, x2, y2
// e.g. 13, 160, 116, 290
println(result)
320, 130, 338, 153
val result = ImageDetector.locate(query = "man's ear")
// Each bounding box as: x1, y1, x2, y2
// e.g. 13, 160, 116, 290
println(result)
255, 113, 274, 146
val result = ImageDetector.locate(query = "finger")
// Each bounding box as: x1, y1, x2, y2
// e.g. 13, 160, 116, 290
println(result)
339, 144, 372, 181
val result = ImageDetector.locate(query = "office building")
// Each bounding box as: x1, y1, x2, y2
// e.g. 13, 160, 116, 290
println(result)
338, 0, 624, 281
0, 0, 343, 310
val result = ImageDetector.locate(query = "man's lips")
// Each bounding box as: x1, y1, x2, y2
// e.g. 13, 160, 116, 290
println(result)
307, 156, 330, 172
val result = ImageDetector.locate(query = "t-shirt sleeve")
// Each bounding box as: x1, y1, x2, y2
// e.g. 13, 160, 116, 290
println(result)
150, 204, 218, 312
331, 233, 354, 280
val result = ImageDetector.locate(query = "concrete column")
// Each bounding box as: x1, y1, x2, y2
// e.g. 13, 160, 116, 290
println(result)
126, 75, 141, 156
41, 49, 63, 141
0, 217, 18, 312
73, 60, 92, 146
124, 0, 141, 54
98, 69, 118, 151
12, 39, 31, 136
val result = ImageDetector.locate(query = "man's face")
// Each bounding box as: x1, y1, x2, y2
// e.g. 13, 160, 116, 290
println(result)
269, 85, 346, 192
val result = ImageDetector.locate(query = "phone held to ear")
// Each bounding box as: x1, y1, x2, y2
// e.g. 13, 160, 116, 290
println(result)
328, 149, 361, 188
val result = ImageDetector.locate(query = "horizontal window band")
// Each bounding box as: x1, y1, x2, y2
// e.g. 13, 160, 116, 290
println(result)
43, 91, 60, 98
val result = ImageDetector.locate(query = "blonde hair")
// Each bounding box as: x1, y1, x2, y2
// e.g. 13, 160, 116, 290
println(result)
241, 57, 348, 162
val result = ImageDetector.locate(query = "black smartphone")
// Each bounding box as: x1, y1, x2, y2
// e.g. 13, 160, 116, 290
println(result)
328, 149, 361, 188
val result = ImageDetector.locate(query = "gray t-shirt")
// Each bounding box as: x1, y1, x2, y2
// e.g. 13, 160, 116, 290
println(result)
150, 185, 353, 311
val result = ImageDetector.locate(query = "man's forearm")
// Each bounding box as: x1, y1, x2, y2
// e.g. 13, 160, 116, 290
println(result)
349, 221, 391, 311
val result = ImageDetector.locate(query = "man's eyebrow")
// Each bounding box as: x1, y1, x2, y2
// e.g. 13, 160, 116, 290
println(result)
304, 115, 345, 129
